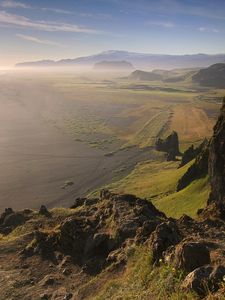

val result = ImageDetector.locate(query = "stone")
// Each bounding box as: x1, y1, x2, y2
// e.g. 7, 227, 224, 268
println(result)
182, 265, 225, 296
149, 221, 181, 264
3, 212, 26, 228
175, 241, 210, 272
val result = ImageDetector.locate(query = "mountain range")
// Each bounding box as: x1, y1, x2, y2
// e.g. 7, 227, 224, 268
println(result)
16, 50, 225, 70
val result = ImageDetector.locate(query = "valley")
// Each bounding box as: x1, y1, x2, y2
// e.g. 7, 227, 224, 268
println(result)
0, 68, 222, 217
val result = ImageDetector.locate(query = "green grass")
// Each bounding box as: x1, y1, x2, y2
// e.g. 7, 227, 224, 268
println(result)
98, 159, 209, 219
126, 110, 171, 148
153, 176, 210, 219
93, 246, 196, 300
104, 160, 192, 199
41, 72, 220, 152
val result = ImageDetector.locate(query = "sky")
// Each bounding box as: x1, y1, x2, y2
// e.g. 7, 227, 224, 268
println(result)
0, 0, 225, 66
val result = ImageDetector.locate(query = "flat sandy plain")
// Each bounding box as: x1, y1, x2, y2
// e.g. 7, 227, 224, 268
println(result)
0, 70, 222, 210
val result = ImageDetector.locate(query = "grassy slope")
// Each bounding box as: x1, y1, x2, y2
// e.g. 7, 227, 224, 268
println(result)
102, 159, 210, 218
93, 246, 196, 300
154, 176, 210, 219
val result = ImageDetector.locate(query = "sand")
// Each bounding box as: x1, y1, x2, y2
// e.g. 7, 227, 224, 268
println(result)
0, 72, 153, 210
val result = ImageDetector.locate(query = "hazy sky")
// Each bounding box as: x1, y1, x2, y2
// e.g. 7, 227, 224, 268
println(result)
0, 0, 225, 66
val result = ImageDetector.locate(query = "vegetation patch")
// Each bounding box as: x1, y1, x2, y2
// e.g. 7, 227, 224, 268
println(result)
94, 246, 195, 300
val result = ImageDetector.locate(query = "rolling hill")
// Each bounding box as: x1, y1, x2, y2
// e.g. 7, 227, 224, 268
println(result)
128, 70, 162, 81
192, 63, 225, 88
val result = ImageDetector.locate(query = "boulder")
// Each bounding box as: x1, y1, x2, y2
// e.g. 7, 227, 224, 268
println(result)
149, 221, 181, 264
175, 241, 210, 272
182, 265, 225, 296
0, 211, 27, 234
3, 212, 26, 228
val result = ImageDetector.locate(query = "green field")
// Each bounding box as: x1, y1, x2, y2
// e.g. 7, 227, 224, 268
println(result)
40, 70, 222, 152
92, 159, 209, 218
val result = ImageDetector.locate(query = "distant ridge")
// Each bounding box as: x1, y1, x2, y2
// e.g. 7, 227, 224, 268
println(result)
16, 50, 225, 70
192, 63, 225, 88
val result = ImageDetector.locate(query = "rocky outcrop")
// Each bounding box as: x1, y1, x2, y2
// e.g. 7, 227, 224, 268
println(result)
149, 220, 181, 264
2, 186, 225, 298
0, 208, 32, 235
177, 141, 209, 191
22, 191, 166, 274
179, 139, 208, 167
208, 98, 225, 206
155, 131, 180, 160
174, 241, 210, 272
182, 265, 225, 296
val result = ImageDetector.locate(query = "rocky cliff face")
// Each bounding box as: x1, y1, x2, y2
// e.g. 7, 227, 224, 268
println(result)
208, 97, 225, 206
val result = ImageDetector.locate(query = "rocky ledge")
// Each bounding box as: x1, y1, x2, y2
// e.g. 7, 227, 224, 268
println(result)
1, 189, 225, 299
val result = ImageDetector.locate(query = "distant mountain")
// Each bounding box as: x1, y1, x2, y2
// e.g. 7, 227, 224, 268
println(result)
129, 70, 162, 81
192, 63, 225, 88
16, 50, 225, 70
93, 60, 134, 71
